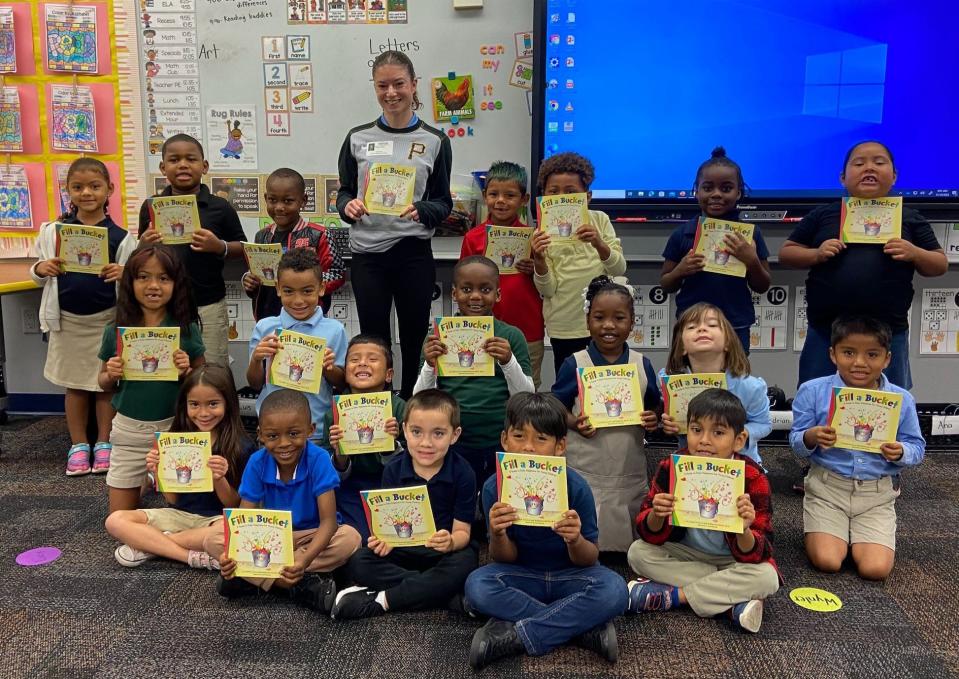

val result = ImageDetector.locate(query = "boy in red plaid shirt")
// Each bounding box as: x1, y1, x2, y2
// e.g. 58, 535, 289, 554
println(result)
626, 389, 781, 633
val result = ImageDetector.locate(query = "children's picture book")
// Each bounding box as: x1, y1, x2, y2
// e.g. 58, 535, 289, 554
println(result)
0, 86, 22, 152
117, 327, 180, 382
0, 165, 31, 229
576, 364, 644, 428
50, 84, 97, 152
224, 508, 295, 578
670, 453, 745, 533
840, 196, 902, 244
432, 315, 494, 377
661, 373, 728, 434
55, 223, 108, 275
364, 163, 416, 216
268, 329, 326, 393
484, 225, 533, 275
692, 218, 755, 277
827, 386, 903, 454
45, 4, 98, 73
361, 485, 436, 547
333, 391, 394, 455
496, 452, 569, 527
148, 194, 201, 245
536, 193, 588, 243
242, 242, 282, 286
0, 7, 16, 73
430, 74, 475, 123
155, 431, 213, 493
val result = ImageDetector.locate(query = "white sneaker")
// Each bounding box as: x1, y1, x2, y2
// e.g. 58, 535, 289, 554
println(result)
114, 544, 156, 567
732, 599, 764, 633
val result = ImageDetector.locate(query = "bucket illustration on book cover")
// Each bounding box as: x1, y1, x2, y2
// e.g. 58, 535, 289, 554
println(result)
381, 190, 396, 208
457, 350, 475, 368
556, 221, 572, 237
393, 522, 413, 538
863, 221, 881, 237
142, 358, 159, 373
251, 548, 271, 568
523, 495, 544, 516
261, 267, 275, 281
853, 424, 874, 442
500, 253, 515, 268
713, 250, 731, 265
289, 364, 304, 382
170, 221, 185, 237
175, 467, 192, 484
604, 398, 622, 417
698, 498, 719, 519
77, 252, 92, 266
357, 426, 375, 445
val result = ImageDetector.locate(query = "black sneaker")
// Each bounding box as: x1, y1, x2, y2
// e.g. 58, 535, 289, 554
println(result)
288, 574, 337, 613
572, 621, 619, 662
216, 574, 259, 599
468, 618, 524, 671
331, 586, 386, 620
447, 592, 477, 618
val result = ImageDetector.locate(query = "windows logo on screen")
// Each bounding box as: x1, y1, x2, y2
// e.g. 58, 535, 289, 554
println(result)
802, 44, 887, 124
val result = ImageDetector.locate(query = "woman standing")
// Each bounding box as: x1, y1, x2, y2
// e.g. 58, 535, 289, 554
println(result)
337, 51, 453, 398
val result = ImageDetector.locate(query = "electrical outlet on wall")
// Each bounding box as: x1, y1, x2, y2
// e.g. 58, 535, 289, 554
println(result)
21, 308, 40, 334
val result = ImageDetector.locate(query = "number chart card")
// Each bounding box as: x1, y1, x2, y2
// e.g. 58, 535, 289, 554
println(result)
496, 452, 568, 527
55, 223, 108, 274
662, 373, 728, 434
919, 288, 959, 355
361, 485, 436, 548
224, 508, 294, 578
827, 387, 902, 454
485, 225, 533, 275
155, 431, 213, 493
117, 327, 180, 381
749, 287, 789, 350
536, 193, 587, 243
577, 364, 644, 428
670, 454, 745, 533
268, 329, 326, 393
332, 391, 394, 455
433, 316, 494, 377
840, 196, 902, 244
793, 286, 808, 352
628, 285, 670, 350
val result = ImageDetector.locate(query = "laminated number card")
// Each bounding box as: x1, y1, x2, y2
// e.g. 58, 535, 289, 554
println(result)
243, 242, 282, 286
576, 364, 644, 428
484, 225, 533, 275
536, 193, 588, 243
332, 391, 394, 455
661, 373, 728, 434
693, 218, 755, 277
827, 386, 902, 453
55, 223, 108, 274
433, 316, 494, 377
149, 194, 201, 245
840, 196, 902, 244
117, 327, 180, 381
155, 431, 213, 493
364, 163, 416, 216
361, 485, 436, 547
670, 453, 745, 533
496, 452, 569, 527
224, 508, 294, 578
268, 329, 326, 393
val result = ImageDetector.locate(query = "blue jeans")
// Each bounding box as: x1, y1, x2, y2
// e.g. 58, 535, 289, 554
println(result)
464, 562, 628, 655
798, 323, 912, 390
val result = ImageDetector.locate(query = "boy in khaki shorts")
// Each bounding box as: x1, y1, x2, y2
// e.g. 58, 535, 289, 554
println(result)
790, 316, 926, 580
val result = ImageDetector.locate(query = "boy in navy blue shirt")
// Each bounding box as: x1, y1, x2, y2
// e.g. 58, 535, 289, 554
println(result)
464, 393, 627, 670
332, 389, 478, 619
205, 389, 361, 611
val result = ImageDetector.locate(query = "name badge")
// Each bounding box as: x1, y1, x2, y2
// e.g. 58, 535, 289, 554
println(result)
366, 141, 393, 157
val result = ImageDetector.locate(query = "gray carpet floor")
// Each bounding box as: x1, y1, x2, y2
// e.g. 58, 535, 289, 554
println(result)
0, 415, 957, 678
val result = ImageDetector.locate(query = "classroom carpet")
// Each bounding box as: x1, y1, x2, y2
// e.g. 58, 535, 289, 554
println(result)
0, 415, 956, 679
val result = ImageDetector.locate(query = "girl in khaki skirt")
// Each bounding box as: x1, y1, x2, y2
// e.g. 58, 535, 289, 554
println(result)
30, 159, 138, 476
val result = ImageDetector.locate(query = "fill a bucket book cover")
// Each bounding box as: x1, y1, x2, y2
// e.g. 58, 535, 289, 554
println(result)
662, 373, 728, 434
433, 316, 494, 377
364, 163, 416, 217
496, 452, 569, 527
224, 508, 294, 578
55, 223, 108, 274
117, 327, 180, 381
840, 196, 902, 244
827, 386, 903, 453
576, 364, 644, 428
268, 329, 326, 393
148, 194, 201, 245
692, 218, 755, 277
155, 431, 213, 493
242, 242, 282, 287
536, 193, 588, 243
484, 225, 533, 275
669, 453, 745, 533
332, 391, 394, 455
361, 485, 436, 547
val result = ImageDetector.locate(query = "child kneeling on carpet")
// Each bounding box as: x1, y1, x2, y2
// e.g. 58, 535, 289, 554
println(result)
626, 389, 780, 633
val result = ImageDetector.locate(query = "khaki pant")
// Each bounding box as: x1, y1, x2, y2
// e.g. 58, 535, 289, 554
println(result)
198, 300, 229, 367
106, 413, 174, 489
627, 540, 780, 617
527, 340, 545, 391
204, 522, 361, 591
803, 463, 899, 550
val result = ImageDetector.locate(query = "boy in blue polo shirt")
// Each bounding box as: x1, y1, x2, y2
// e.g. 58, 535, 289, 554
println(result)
247, 248, 348, 443
464, 393, 627, 671
205, 389, 361, 610
331, 389, 478, 619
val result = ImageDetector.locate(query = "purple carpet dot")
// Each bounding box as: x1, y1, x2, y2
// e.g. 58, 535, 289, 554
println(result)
16, 547, 62, 566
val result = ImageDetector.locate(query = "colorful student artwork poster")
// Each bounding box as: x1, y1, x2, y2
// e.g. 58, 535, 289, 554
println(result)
333, 391, 394, 455
148, 194, 201, 245
0, 87, 22, 151
268, 329, 326, 393
55, 223, 108, 274
50, 84, 97, 152
0, 7, 15, 73
211, 176, 261, 214
55, 164, 71, 215
840, 196, 902, 244
242, 242, 282, 286
536, 193, 588, 243
155, 431, 213, 493
224, 508, 295, 578
496, 452, 569, 527
433, 316, 494, 377
117, 327, 180, 382
361, 485, 436, 547
45, 4, 98, 73
206, 107, 257, 170
364, 163, 416, 217
485, 225, 532, 275
430, 74, 475, 123
0, 165, 31, 229
919, 288, 959, 355
670, 454, 745, 533
693, 218, 755, 277
577, 364, 644, 429
827, 387, 903, 454
662, 373, 728, 435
